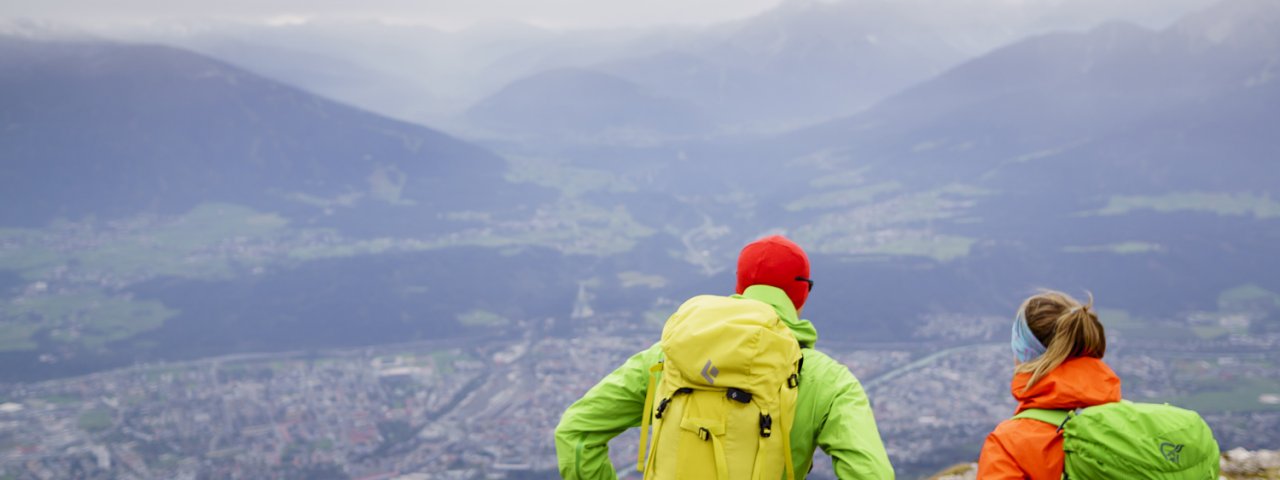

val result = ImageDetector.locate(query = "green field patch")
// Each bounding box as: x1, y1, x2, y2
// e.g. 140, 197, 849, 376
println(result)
1090, 192, 1280, 219
501, 201, 655, 256
1218, 284, 1280, 312
288, 237, 430, 261
793, 185, 988, 261
77, 408, 113, 432
1097, 308, 1144, 330
457, 309, 509, 328
505, 155, 636, 197
1004, 139, 1090, 165
313, 438, 334, 452
1063, 242, 1164, 255
396, 201, 656, 257
3, 291, 176, 351
4, 203, 291, 285
1155, 379, 1280, 413
797, 230, 977, 262
1096, 309, 1210, 341
0, 319, 42, 351
150, 203, 287, 247
1190, 325, 1229, 339
41, 394, 81, 405
785, 148, 850, 170
0, 247, 63, 280
809, 169, 868, 189
863, 235, 977, 262
86, 203, 287, 279
785, 182, 902, 211
430, 350, 466, 375
283, 191, 363, 209
617, 271, 667, 289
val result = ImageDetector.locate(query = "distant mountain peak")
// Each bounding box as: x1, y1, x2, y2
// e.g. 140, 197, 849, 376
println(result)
0, 37, 527, 229
463, 67, 709, 137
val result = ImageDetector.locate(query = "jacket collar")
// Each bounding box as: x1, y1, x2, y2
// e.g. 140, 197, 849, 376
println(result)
734, 285, 819, 348
1012, 356, 1122, 412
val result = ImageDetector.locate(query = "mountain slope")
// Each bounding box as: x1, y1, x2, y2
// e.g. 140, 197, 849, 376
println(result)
781, 0, 1280, 195
599, 0, 966, 130
463, 67, 709, 137
0, 37, 540, 233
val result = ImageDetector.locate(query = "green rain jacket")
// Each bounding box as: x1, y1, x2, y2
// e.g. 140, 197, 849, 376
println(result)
554, 285, 895, 479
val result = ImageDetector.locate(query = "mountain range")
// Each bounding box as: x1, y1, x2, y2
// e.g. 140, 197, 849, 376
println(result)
50, 0, 1223, 133
0, 0, 1277, 384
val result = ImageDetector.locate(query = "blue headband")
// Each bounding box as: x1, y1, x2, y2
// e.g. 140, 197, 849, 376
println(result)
1011, 309, 1046, 363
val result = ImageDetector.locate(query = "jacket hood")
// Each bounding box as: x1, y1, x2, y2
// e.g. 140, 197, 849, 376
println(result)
1011, 356, 1122, 412
735, 284, 819, 348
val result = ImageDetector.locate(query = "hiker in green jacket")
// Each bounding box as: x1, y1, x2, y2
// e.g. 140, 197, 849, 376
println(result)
555, 235, 894, 479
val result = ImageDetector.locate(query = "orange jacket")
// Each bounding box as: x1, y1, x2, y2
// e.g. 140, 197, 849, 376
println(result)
976, 357, 1122, 479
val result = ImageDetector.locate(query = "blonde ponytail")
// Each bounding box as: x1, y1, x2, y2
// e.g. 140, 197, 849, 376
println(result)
1015, 290, 1107, 392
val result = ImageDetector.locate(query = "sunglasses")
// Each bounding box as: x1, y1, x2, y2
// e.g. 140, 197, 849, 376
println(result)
795, 276, 813, 292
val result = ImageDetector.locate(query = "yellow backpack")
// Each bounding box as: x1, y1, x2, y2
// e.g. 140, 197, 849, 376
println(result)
638, 295, 803, 480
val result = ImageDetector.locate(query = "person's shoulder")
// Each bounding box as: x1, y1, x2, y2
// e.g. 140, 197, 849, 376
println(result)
801, 348, 836, 365
800, 348, 858, 383
989, 414, 1061, 444
636, 342, 662, 361
800, 348, 844, 369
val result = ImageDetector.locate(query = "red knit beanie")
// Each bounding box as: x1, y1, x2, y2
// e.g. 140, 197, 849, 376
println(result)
735, 235, 811, 311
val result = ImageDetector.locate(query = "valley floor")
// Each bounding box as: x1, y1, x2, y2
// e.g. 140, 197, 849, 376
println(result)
1, 316, 1277, 480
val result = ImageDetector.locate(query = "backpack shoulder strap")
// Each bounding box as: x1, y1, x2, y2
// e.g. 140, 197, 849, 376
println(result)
638, 362, 663, 472
1013, 408, 1072, 431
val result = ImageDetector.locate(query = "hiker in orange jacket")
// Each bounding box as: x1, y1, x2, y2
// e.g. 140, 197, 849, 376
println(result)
977, 290, 1122, 479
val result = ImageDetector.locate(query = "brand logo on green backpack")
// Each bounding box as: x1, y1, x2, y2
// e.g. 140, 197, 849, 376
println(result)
1160, 442, 1184, 464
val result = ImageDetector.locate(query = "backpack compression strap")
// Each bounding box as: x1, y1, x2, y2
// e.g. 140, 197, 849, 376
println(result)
1013, 408, 1072, 431
638, 362, 663, 472
780, 384, 796, 480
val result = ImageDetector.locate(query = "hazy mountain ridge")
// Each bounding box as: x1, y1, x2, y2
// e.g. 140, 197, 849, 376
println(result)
779, 0, 1280, 194
0, 36, 544, 234
25, 0, 1222, 134
595, 0, 966, 130
462, 67, 710, 137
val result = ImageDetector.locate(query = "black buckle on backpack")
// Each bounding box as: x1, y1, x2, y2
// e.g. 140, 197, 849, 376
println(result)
759, 414, 773, 438
655, 398, 671, 419
655, 388, 694, 419
726, 388, 752, 404
1057, 409, 1079, 433
787, 374, 799, 389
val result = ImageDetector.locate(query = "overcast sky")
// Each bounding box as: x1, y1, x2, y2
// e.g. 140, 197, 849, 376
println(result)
0, 0, 790, 30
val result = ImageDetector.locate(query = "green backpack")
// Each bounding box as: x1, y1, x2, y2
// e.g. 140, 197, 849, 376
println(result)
1014, 400, 1220, 479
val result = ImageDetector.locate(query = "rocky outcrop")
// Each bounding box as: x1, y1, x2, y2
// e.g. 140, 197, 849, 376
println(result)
1222, 448, 1280, 479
